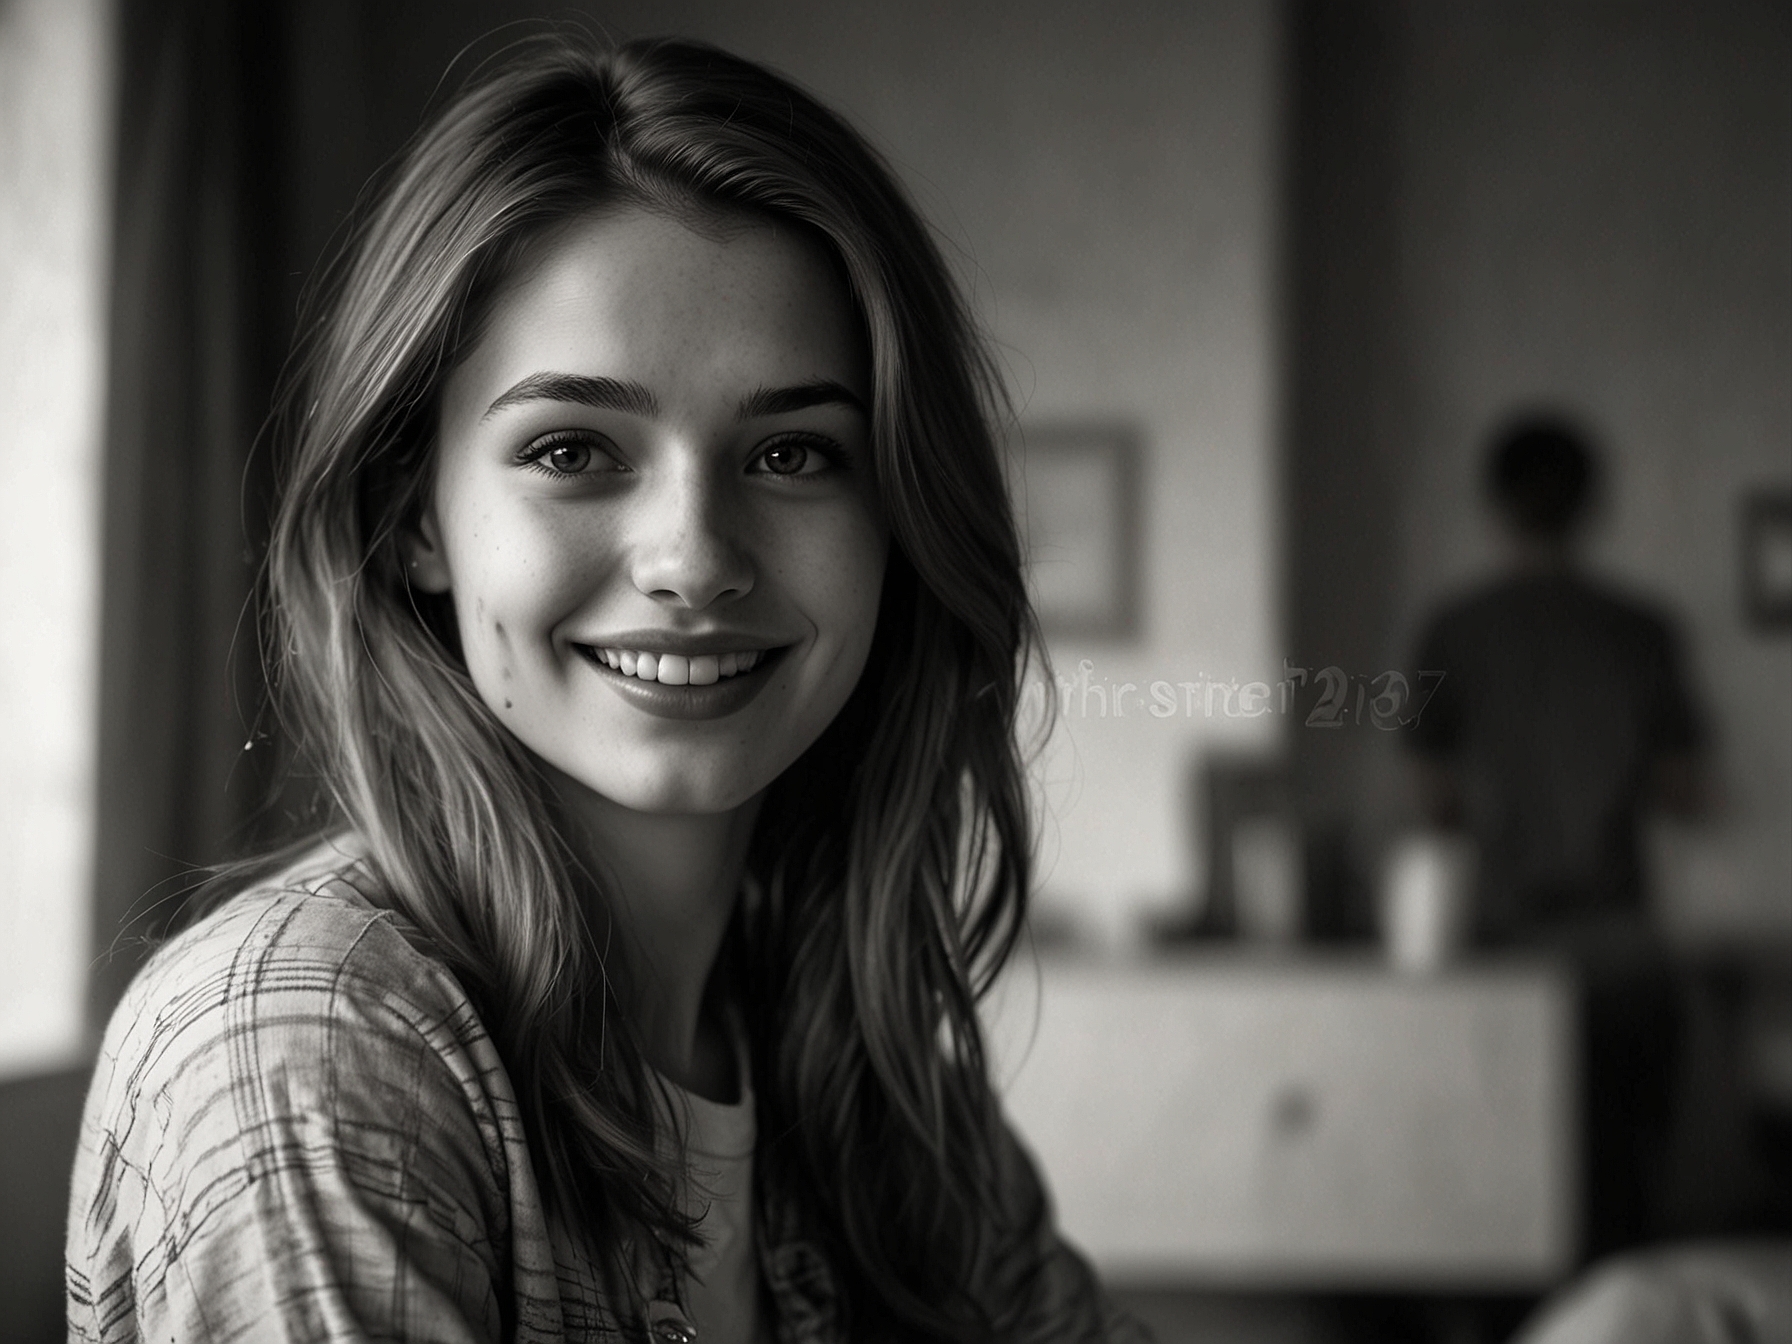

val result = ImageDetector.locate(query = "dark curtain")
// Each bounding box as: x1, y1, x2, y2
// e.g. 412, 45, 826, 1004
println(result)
1284, 0, 1411, 939
88, 0, 290, 1024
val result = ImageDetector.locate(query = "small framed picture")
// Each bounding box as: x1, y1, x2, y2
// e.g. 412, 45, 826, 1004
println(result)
1742, 487, 1792, 630
1008, 423, 1141, 640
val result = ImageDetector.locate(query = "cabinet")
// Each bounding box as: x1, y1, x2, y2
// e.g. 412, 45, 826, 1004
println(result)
985, 953, 1577, 1286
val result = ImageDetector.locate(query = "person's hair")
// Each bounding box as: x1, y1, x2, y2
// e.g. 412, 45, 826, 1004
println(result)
253, 31, 1041, 1340
1484, 412, 1601, 539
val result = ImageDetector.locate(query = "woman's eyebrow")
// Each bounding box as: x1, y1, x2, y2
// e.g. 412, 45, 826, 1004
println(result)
482, 372, 659, 420
737, 379, 867, 419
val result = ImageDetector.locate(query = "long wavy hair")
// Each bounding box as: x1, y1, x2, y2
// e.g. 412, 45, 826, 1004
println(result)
257, 33, 1039, 1340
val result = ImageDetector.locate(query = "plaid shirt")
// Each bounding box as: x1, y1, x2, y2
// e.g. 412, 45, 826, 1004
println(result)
67, 854, 1150, 1343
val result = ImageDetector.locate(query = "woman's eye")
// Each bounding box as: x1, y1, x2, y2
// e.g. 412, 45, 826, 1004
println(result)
519, 432, 616, 478
753, 436, 838, 478
546, 442, 590, 473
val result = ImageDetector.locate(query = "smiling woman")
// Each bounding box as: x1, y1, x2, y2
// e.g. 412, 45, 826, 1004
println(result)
65, 32, 1151, 1344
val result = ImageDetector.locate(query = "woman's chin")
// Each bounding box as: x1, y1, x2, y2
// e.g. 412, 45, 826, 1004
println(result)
533, 752, 767, 820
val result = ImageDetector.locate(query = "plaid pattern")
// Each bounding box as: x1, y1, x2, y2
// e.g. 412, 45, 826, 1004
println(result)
67, 853, 1151, 1343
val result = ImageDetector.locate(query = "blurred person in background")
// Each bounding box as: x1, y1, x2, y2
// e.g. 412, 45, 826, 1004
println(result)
1405, 412, 1710, 1261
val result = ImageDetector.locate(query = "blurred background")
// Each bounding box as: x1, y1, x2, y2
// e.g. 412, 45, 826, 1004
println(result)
2, 0, 1787, 1339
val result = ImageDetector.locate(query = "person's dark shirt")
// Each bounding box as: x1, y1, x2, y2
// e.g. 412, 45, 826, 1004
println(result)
1409, 571, 1703, 941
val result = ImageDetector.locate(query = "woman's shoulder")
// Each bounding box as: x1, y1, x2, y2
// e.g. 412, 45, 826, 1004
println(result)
71, 848, 558, 1338
156, 832, 400, 939
98, 836, 493, 1118
149, 838, 403, 953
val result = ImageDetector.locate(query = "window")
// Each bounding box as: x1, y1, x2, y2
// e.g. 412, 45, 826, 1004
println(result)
0, 0, 111, 1076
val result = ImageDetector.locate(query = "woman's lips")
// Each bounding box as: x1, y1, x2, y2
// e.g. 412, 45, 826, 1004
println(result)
574, 644, 787, 721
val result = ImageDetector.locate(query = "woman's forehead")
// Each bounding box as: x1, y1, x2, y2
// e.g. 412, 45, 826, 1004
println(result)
497, 201, 842, 317
442, 206, 869, 426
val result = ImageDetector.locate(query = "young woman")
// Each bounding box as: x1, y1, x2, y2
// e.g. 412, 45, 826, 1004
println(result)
67, 34, 1148, 1344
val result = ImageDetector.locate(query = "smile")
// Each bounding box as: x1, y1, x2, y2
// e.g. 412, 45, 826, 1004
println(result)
585, 647, 766, 686
573, 644, 788, 721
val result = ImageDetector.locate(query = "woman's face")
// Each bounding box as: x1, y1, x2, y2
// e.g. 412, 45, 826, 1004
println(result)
411, 206, 886, 815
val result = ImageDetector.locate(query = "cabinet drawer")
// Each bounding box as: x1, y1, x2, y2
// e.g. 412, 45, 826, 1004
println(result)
986, 955, 1576, 1286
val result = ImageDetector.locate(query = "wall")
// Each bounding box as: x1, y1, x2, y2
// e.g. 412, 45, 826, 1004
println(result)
289, 0, 1288, 945
1291, 0, 1792, 939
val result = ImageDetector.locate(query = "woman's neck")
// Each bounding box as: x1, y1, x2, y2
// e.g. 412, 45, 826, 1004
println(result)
548, 775, 761, 1101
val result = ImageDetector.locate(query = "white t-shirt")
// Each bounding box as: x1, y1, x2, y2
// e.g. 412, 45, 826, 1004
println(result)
665, 1025, 768, 1344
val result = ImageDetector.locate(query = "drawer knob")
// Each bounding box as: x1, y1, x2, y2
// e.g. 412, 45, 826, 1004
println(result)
1270, 1083, 1319, 1138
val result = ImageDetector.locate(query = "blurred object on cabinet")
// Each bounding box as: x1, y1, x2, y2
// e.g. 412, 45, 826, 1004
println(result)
1379, 832, 1477, 974
1190, 754, 1299, 940
1234, 816, 1306, 944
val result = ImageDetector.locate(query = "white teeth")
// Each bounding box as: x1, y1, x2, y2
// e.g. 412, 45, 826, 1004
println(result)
592, 646, 768, 681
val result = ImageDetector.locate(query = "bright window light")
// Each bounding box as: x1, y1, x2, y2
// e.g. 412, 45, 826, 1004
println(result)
0, 0, 111, 1077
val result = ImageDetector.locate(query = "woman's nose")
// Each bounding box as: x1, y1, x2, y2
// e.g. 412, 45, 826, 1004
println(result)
628, 462, 754, 609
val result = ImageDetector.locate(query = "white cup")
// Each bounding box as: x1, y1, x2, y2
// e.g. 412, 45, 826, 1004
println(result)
1381, 832, 1475, 973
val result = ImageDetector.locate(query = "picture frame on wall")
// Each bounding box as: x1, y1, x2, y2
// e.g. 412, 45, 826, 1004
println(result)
1008, 423, 1142, 640
1742, 487, 1792, 630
